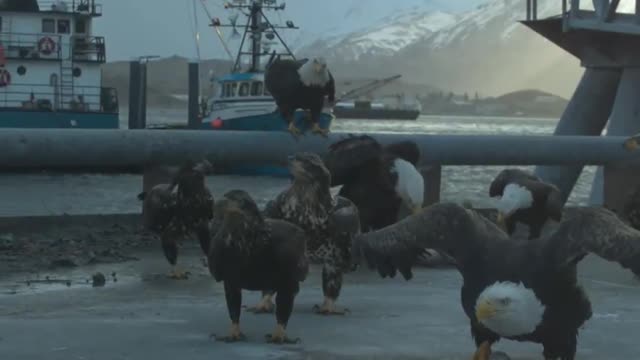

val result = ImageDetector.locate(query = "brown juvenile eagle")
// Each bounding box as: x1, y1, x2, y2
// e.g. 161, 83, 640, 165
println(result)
352, 202, 640, 360
246, 152, 361, 316
137, 160, 214, 279
208, 189, 308, 344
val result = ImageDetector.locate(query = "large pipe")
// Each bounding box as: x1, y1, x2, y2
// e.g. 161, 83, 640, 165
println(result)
0, 130, 636, 171
534, 67, 622, 205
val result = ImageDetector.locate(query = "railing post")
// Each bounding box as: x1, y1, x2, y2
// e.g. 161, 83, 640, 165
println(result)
421, 165, 441, 207
188, 61, 200, 129
127, 60, 141, 129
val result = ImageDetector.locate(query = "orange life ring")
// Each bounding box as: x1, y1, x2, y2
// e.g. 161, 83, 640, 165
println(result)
38, 37, 56, 56
0, 69, 11, 87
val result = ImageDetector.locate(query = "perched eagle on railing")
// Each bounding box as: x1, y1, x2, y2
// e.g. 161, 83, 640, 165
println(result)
489, 168, 563, 239
137, 160, 214, 279
351, 202, 640, 360
265, 57, 335, 138
207, 190, 308, 344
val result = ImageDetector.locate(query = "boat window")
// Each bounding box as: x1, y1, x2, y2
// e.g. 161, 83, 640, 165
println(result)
250, 81, 263, 96
57, 19, 70, 34
42, 19, 56, 33
238, 82, 249, 97
230, 82, 238, 97
75, 19, 86, 34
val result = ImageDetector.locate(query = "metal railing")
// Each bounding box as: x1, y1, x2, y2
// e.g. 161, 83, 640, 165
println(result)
0, 84, 118, 113
0, 33, 105, 62
35, 1, 102, 16
526, 0, 640, 24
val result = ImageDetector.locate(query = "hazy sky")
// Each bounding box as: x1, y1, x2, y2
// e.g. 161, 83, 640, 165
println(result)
92, 0, 486, 62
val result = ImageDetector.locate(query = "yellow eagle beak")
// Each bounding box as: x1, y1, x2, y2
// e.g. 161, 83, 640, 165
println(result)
496, 212, 507, 227
412, 205, 423, 215
475, 301, 496, 321
624, 137, 639, 151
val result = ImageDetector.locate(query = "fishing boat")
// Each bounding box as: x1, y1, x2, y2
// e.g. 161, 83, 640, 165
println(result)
201, 0, 333, 133
199, 0, 334, 176
0, 0, 119, 129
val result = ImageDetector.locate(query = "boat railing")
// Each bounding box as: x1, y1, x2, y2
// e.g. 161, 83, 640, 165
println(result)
0, 33, 105, 62
0, 83, 118, 113
35, 1, 102, 16
525, 0, 640, 31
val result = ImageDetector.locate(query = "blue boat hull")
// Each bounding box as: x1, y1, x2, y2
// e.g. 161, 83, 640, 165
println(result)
0, 110, 119, 129
201, 109, 333, 132
201, 110, 334, 177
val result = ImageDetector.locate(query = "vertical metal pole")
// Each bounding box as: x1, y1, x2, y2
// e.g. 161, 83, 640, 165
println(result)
533, 0, 537, 20
421, 165, 441, 207
534, 67, 621, 205
526, 0, 532, 21
139, 61, 148, 129
127, 60, 140, 129
590, 67, 640, 208
188, 61, 200, 129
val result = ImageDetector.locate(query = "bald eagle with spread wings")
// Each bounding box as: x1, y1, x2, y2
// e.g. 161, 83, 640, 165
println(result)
352, 202, 640, 360
137, 160, 214, 279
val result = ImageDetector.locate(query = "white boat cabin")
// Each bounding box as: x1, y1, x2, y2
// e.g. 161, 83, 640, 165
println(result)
0, 0, 117, 113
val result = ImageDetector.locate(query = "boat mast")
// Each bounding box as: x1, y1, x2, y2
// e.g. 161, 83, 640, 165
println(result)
210, 0, 298, 73
249, 0, 262, 72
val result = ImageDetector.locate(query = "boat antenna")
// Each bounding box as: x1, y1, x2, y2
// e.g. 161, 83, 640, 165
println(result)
192, 0, 202, 60
198, 0, 235, 62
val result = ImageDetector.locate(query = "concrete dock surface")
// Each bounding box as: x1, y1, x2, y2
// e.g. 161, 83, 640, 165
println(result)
0, 246, 639, 360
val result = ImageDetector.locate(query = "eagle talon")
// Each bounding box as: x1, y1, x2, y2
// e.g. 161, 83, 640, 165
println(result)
245, 294, 275, 314
264, 334, 301, 344
287, 123, 302, 138
211, 333, 247, 343
310, 123, 329, 137
312, 303, 349, 316
265, 324, 300, 344
167, 267, 190, 280
211, 323, 247, 343
472, 341, 492, 360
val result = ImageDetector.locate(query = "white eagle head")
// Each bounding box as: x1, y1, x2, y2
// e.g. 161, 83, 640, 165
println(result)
312, 56, 327, 73
299, 56, 330, 86
475, 281, 545, 337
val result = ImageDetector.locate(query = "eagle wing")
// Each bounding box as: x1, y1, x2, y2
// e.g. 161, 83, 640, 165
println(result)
327, 196, 362, 269
544, 207, 640, 275
323, 135, 384, 186
325, 71, 336, 103
351, 202, 508, 280
523, 178, 563, 221
268, 219, 310, 282
139, 184, 177, 233
264, 58, 302, 100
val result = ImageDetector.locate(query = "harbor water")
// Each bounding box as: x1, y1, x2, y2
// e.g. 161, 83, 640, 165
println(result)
0, 108, 596, 217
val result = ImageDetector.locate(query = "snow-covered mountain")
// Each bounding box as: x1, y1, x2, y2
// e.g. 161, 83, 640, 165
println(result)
295, 0, 637, 98
298, 9, 458, 61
